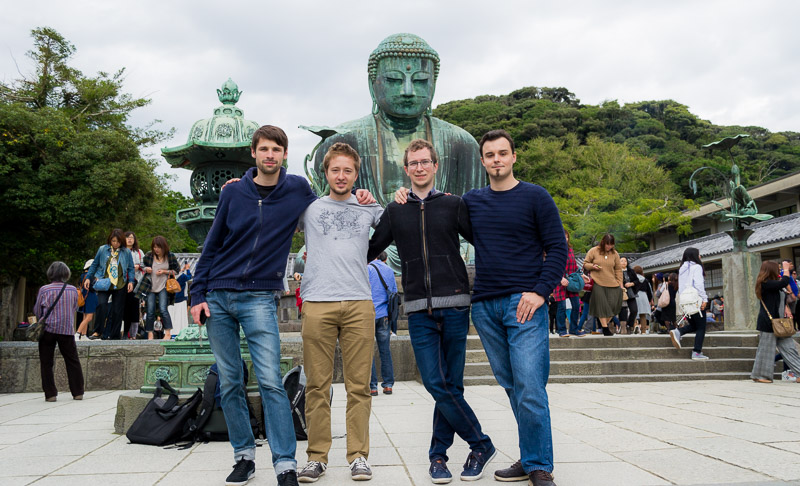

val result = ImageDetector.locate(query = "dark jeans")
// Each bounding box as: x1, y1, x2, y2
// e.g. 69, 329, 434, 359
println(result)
679, 310, 706, 353
370, 316, 394, 389
577, 299, 592, 332
556, 296, 580, 335
146, 289, 173, 332
408, 307, 494, 462
94, 287, 127, 339
39, 331, 84, 399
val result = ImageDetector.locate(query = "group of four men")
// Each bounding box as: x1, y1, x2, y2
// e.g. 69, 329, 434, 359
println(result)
190, 125, 566, 486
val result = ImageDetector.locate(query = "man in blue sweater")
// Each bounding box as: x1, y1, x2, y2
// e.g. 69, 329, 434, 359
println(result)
190, 126, 371, 486
464, 130, 566, 486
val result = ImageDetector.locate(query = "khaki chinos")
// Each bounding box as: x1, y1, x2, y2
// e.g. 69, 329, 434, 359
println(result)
302, 300, 375, 464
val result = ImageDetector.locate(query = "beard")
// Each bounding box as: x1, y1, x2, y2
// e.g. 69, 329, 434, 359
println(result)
257, 159, 280, 175
329, 184, 351, 196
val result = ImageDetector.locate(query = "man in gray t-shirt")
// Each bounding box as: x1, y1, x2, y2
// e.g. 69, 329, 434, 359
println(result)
297, 142, 383, 483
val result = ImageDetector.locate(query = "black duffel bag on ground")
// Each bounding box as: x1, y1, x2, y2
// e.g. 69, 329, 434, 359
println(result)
126, 379, 202, 446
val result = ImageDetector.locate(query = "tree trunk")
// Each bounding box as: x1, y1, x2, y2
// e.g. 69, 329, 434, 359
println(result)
0, 275, 24, 341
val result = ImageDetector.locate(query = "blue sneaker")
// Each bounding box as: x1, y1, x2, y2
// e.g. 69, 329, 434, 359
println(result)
574, 330, 587, 337
429, 457, 452, 484
461, 447, 496, 481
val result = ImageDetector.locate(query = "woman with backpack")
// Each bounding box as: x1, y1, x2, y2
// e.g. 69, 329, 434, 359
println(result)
669, 247, 709, 360
139, 236, 180, 340
752, 260, 799, 383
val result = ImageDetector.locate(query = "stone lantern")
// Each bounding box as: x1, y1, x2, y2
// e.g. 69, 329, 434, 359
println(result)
161, 78, 259, 247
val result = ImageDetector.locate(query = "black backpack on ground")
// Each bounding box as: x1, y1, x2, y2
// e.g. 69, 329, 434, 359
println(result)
183, 360, 261, 443
283, 365, 334, 441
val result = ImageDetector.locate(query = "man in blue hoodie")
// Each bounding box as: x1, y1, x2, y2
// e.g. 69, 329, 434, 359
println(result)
190, 126, 371, 486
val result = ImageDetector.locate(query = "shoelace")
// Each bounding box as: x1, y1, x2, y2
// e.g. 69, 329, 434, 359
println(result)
463, 452, 480, 470
232, 460, 252, 474
350, 457, 368, 471
301, 461, 322, 473
533, 470, 554, 480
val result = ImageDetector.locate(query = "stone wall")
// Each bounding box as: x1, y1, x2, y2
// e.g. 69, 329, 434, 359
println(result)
0, 336, 419, 393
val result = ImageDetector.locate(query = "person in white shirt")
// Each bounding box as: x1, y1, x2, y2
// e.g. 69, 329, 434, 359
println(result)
669, 247, 709, 360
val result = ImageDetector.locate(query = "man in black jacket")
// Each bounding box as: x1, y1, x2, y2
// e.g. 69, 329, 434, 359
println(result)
368, 139, 495, 483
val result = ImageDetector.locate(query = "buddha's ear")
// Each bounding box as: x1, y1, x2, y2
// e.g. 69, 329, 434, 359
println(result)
368, 80, 378, 114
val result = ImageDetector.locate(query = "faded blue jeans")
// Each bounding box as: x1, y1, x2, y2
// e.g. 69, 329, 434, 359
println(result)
205, 290, 296, 474
408, 307, 494, 462
370, 316, 394, 390
471, 294, 553, 474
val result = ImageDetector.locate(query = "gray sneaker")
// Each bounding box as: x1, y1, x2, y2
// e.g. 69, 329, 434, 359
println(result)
350, 456, 372, 481
691, 351, 709, 360
670, 329, 681, 349
298, 461, 326, 483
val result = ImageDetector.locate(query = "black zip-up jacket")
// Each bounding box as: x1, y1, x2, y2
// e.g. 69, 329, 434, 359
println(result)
367, 191, 473, 314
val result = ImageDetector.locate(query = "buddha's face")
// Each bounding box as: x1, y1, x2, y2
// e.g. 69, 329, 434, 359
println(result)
372, 57, 435, 119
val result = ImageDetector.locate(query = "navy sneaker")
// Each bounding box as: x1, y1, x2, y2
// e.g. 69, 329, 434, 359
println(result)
574, 330, 587, 337
461, 447, 496, 481
225, 459, 255, 486
429, 457, 452, 484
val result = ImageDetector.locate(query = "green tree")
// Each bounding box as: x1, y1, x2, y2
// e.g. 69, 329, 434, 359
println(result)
515, 136, 693, 252
0, 27, 190, 340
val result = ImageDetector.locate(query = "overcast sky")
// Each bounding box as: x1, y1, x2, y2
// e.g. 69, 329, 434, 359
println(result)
2, 0, 799, 197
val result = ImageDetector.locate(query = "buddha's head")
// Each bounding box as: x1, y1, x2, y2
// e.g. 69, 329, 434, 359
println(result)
368, 33, 440, 119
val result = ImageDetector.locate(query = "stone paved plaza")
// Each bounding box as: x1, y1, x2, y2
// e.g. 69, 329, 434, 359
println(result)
2, 380, 800, 485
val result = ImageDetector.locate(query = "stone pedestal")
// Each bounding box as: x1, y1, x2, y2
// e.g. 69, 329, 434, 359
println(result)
722, 251, 761, 330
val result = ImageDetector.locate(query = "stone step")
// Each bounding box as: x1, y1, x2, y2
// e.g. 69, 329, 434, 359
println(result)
464, 346, 759, 362
548, 346, 758, 361
465, 371, 788, 385
466, 358, 771, 377
465, 333, 763, 350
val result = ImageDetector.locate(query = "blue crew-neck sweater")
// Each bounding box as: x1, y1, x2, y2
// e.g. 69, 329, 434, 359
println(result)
462, 181, 567, 302
190, 167, 317, 305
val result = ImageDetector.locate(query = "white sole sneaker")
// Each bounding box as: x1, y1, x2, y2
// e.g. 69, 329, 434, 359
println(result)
670, 329, 681, 349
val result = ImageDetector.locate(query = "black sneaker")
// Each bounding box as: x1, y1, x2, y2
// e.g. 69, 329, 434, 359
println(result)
460, 447, 496, 481
278, 470, 300, 486
494, 460, 527, 482
225, 459, 255, 486
298, 461, 327, 483
529, 470, 557, 486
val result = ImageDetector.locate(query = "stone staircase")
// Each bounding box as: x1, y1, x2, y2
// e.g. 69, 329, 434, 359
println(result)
464, 332, 789, 385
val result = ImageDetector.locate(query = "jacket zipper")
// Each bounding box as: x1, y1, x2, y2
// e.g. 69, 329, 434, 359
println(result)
421, 201, 433, 314
241, 199, 263, 285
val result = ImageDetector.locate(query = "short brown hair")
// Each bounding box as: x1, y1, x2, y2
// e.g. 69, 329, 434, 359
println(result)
479, 129, 515, 156
151, 236, 170, 256
323, 142, 361, 173
107, 229, 127, 248
633, 265, 644, 275
403, 139, 438, 166
251, 125, 288, 152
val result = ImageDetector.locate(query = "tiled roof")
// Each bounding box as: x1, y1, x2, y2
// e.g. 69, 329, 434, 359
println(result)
632, 213, 800, 271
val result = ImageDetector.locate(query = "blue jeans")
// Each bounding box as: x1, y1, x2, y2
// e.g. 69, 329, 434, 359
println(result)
471, 294, 553, 474
577, 299, 591, 332
408, 307, 494, 462
205, 290, 296, 474
370, 316, 394, 389
145, 289, 173, 332
555, 296, 579, 335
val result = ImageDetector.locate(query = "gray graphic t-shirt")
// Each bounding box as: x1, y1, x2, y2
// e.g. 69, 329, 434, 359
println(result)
299, 195, 384, 302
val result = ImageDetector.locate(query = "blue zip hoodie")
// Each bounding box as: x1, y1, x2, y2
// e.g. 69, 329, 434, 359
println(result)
190, 166, 317, 306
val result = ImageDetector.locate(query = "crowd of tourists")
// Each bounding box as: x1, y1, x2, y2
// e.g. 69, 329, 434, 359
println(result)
73, 230, 192, 341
